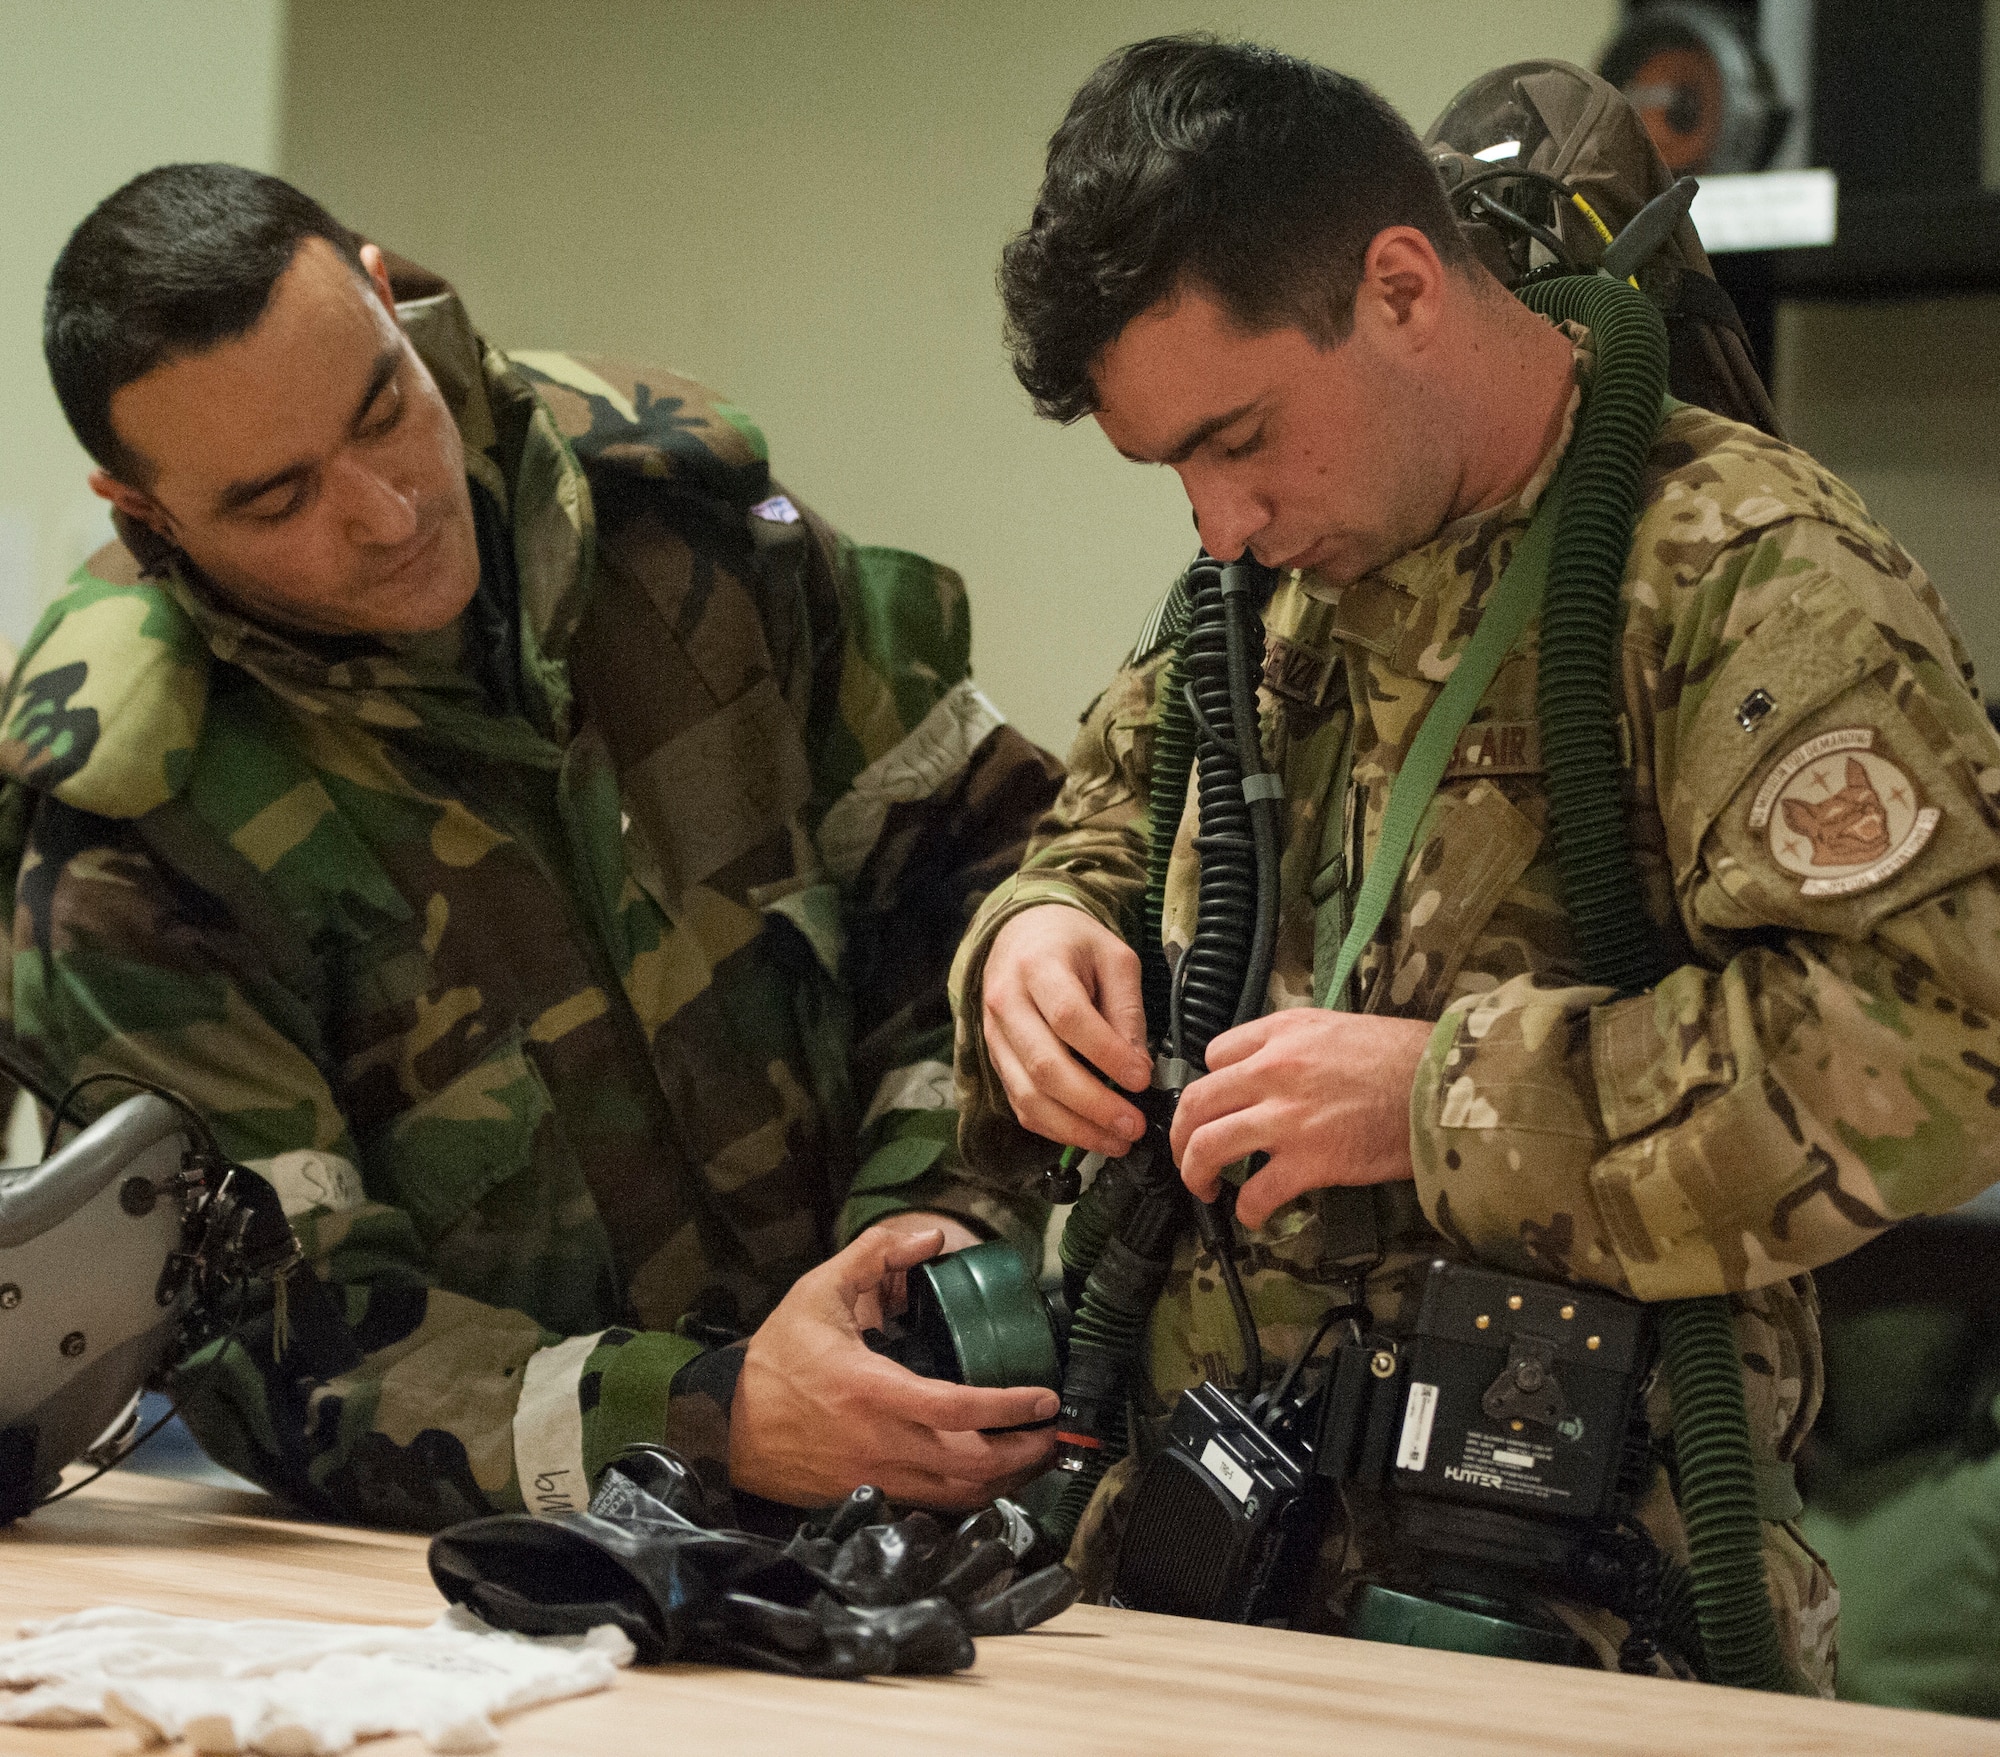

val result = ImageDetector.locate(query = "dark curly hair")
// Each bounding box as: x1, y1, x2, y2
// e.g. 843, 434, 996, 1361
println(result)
45, 163, 364, 484
1000, 35, 1471, 422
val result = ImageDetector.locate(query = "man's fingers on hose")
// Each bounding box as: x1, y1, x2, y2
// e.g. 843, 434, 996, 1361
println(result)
1167, 1063, 1261, 1160
986, 1019, 1142, 1155
1200, 1014, 1279, 1070
1235, 1150, 1341, 1230
989, 1074, 1132, 1159
1040, 974, 1150, 1106
1083, 939, 1151, 1090
992, 961, 1147, 1123
984, 1029, 1121, 1153
1177, 1106, 1277, 1200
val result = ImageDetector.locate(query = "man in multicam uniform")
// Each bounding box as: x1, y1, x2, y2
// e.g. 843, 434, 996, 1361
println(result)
7, 164, 1063, 1530
949, 38, 2000, 1689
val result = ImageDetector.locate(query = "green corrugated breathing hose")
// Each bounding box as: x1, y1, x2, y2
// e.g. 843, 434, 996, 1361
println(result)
1655, 1299, 1791, 1689
1518, 272, 1791, 1693
1044, 1260, 1156, 1543
1514, 273, 1676, 999
1056, 1152, 1145, 1298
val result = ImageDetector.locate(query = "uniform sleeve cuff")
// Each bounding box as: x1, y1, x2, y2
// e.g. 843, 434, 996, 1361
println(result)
579, 1329, 706, 1487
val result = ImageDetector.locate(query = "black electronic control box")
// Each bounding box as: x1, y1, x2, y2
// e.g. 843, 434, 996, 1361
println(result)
1383, 1260, 1653, 1522
1110, 1380, 1321, 1625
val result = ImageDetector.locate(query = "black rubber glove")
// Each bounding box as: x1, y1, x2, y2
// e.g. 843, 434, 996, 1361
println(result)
427, 1445, 1078, 1677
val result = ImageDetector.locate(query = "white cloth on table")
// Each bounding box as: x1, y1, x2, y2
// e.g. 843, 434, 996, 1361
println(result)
0, 1603, 633, 1754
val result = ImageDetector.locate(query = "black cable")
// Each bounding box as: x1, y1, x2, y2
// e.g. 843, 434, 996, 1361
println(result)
1189, 1188, 1262, 1396
1264, 1301, 1368, 1424
34, 1407, 184, 1510
1182, 678, 1227, 750
1167, 955, 1193, 1064
0, 1035, 70, 1114
42, 1070, 224, 1163
1447, 164, 1580, 208
1468, 190, 1576, 268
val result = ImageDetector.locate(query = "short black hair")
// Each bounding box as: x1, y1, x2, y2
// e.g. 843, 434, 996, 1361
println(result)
44, 163, 365, 483
1000, 35, 1473, 422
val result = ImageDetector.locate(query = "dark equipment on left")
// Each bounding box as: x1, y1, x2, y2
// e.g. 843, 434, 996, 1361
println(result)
0, 1077, 299, 1522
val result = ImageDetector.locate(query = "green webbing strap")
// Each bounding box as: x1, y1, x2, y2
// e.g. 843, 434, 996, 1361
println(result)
1315, 467, 1567, 1010
1309, 719, 1357, 1010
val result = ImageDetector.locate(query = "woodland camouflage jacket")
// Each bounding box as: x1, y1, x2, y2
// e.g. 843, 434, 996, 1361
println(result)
950, 368, 2000, 1685
0, 271, 1056, 1529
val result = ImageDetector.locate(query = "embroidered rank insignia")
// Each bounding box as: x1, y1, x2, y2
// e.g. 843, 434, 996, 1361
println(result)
1263, 632, 1339, 706
1749, 727, 1940, 897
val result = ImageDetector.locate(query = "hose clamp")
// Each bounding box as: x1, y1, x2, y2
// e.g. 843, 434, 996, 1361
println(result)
1152, 1057, 1196, 1093
1240, 772, 1283, 803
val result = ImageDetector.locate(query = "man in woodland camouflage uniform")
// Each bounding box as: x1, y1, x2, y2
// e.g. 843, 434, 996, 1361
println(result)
8, 164, 1062, 1529
950, 39, 2000, 1690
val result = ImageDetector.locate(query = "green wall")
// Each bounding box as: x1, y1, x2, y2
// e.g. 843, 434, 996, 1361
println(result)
1778, 297, 2000, 697
0, 0, 284, 654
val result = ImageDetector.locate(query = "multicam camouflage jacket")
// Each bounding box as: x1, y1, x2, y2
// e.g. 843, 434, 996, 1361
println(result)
0, 267, 1056, 1530
951, 363, 2000, 1687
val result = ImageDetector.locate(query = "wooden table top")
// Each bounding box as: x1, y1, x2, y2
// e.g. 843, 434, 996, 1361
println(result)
1, 1472, 1994, 1757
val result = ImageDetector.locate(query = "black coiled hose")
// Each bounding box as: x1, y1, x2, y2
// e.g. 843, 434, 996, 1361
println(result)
1172, 561, 1281, 1062
1518, 272, 1791, 1694
1043, 560, 1277, 1553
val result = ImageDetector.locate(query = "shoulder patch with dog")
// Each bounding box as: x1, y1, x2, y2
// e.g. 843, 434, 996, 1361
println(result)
1748, 727, 1940, 897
